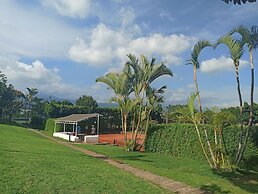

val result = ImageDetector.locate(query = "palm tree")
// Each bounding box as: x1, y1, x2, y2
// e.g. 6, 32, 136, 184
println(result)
26, 88, 38, 122
216, 35, 244, 164
140, 85, 166, 149
230, 25, 258, 164
96, 66, 137, 143
126, 54, 173, 149
178, 93, 214, 168
187, 40, 213, 113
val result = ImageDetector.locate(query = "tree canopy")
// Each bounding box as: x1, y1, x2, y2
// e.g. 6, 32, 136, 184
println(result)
222, 0, 256, 5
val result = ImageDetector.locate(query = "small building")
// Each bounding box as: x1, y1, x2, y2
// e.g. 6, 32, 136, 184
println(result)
53, 113, 101, 143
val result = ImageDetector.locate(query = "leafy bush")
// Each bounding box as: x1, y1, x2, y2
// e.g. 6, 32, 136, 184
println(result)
145, 123, 258, 169
44, 118, 62, 134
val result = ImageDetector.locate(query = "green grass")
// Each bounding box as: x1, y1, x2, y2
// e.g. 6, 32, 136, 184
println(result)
77, 144, 258, 194
0, 124, 168, 194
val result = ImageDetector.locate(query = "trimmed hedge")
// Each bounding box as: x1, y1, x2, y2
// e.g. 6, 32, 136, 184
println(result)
44, 118, 62, 134
145, 123, 258, 169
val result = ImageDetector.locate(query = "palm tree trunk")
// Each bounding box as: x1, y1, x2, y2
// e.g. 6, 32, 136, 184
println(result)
194, 65, 203, 113
203, 127, 217, 168
234, 64, 244, 164
193, 121, 212, 168
139, 110, 151, 151
123, 113, 127, 143
236, 50, 255, 165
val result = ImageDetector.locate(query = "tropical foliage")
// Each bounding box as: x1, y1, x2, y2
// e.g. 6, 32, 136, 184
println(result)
97, 54, 173, 150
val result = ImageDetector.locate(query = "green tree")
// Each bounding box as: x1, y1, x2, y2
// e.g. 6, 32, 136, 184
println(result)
216, 35, 245, 164
0, 72, 7, 117
96, 65, 139, 143
178, 93, 214, 168
230, 25, 258, 164
1, 85, 25, 119
140, 85, 167, 148
25, 88, 38, 121
187, 40, 213, 113
126, 54, 173, 150
75, 95, 98, 112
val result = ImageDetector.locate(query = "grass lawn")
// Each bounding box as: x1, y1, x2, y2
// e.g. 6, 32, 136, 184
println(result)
77, 144, 258, 194
0, 124, 168, 194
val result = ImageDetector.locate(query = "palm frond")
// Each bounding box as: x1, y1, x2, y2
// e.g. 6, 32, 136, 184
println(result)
189, 40, 213, 69
148, 64, 173, 84
187, 92, 198, 117
217, 35, 244, 63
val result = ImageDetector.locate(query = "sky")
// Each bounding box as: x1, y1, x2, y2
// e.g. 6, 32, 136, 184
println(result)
0, 0, 257, 107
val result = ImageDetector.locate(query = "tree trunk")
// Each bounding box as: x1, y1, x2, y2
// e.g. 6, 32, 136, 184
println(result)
203, 127, 217, 168
139, 110, 151, 151
234, 63, 244, 164
236, 50, 255, 165
194, 65, 202, 113
123, 113, 127, 143
193, 121, 212, 168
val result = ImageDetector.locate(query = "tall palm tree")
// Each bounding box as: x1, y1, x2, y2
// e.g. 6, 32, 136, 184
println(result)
187, 40, 213, 113
126, 54, 173, 149
96, 66, 137, 143
216, 35, 245, 163
230, 25, 258, 164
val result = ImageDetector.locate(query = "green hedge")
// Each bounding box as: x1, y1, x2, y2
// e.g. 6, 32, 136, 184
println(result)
44, 118, 62, 134
145, 123, 258, 169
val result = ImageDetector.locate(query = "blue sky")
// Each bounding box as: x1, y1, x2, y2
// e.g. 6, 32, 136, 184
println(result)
0, 0, 257, 107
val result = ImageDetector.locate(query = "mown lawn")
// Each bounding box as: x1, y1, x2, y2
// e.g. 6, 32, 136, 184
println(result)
0, 124, 168, 194
77, 144, 258, 194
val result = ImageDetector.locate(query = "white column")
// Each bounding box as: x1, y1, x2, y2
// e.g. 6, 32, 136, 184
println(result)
64, 122, 66, 132
97, 114, 100, 136
75, 122, 78, 136
54, 122, 56, 133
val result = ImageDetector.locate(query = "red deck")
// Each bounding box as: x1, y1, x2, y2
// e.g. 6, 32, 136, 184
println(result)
99, 133, 145, 147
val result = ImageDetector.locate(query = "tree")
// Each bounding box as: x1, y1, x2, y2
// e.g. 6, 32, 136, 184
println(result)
216, 35, 245, 163
230, 25, 258, 164
0, 72, 7, 117
126, 54, 173, 150
187, 40, 213, 113
222, 0, 256, 5
96, 66, 138, 143
75, 95, 98, 112
1, 84, 25, 119
140, 85, 167, 148
178, 93, 214, 168
25, 88, 38, 121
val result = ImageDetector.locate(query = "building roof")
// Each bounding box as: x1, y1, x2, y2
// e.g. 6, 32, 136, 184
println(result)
55, 113, 100, 123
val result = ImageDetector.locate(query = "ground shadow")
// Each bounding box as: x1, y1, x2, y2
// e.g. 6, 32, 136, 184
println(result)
0, 119, 24, 127
115, 154, 154, 163
200, 184, 230, 193
212, 169, 258, 193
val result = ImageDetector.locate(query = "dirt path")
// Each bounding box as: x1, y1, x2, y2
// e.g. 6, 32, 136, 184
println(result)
31, 129, 205, 194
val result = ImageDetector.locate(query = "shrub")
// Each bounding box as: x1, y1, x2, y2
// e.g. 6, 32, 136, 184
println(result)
44, 118, 62, 134
145, 123, 258, 169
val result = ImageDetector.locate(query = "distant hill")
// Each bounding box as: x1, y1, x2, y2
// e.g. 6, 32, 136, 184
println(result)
38, 93, 118, 108
98, 102, 118, 108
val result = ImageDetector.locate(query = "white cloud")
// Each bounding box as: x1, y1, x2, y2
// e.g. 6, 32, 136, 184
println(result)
41, 0, 91, 18
165, 84, 258, 108
0, 56, 77, 98
200, 56, 249, 73
69, 23, 196, 68
0, 1, 84, 58
0, 56, 115, 101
